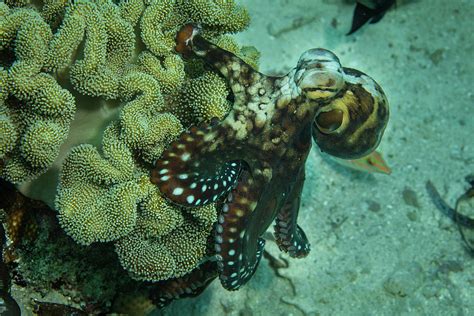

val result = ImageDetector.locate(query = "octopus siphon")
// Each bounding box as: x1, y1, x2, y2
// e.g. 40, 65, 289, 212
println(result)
150, 24, 389, 298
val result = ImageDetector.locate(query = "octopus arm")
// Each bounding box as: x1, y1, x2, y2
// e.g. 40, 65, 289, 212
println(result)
176, 24, 263, 96
274, 167, 311, 258
151, 261, 218, 309
215, 169, 266, 290
152, 123, 242, 207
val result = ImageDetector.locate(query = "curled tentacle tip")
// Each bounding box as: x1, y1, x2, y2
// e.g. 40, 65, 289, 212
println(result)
175, 23, 202, 56
312, 68, 389, 159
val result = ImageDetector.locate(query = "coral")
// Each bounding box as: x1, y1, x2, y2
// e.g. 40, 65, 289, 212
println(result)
112, 180, 217, 282
118, 0, 145, 27
214, 35, 261, 70
45, 3, 86, 71
137, 52, 185, 95
20, 121, 66, 168
173, 71, 231, 126
115, 214, 214, 281
136, 186, 217, 240
0, 5, 75, 182
1, 0, 252, 185
139, 0, 250, 57
177, 0, 250, 34
56, 123, 142, 245
0, 99, 17, 159
0, 0, 257, 304
67, 1, 130, 99
40, 0, 68, 24
136, 190, 184, 238
186, 203, 217, 227
140, 0, 183, 57
118, 71, 183, 163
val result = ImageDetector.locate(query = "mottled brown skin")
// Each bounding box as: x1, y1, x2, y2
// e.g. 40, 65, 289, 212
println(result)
312, 68, 389, 159
150, 261, 218, 308
151, 24, 389, 293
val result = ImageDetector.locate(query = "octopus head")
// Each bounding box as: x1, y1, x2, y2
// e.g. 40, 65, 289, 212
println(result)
294, 48, 345, 100
312, 68, 389, 159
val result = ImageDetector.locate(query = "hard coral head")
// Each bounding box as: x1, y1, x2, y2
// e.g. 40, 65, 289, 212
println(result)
294, 48, 345, 100
312, 68, 389, 159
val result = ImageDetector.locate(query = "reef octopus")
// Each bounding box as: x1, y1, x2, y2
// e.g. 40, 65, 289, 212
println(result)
151, 24, 389, 294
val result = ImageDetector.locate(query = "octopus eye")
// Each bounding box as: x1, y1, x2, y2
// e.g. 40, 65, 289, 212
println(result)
315, 109, 343, 134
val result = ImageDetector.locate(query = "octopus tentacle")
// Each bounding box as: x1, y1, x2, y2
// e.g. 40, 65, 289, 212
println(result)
312, 67, 389, 159
150, 261, 218, 308
215, 169, 266, 290
176, 24, 270, 97
274, 168, 310, 258
151, 123, 242, 207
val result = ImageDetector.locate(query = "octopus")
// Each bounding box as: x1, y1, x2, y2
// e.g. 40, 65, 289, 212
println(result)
151, 24, 389, 297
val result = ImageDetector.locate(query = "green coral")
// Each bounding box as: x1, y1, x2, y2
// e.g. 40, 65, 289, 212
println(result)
0, 5, 75, 182
40, 0, 68, 23
0, 0, 257, 287
137, 52, 185, 95
56, 123, 141, 245
140, 0, 182, 57
115, 214, 213, 281
1, 0, 253, 184
178, 0, 250, 34
118, 71, 183, 164
139, 0, 250, 57
136, 190, 184, 238
67, 1, 131, 99
0, 70, 16, 159
0, 104, 16, 158
214, 35, 261, 70
118, 0, 145, 26
20, 121, 66, 168
173, 71, 231, 126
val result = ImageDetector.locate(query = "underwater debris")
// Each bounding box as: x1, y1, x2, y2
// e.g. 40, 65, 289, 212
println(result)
347, 0, 396, 35
426, 178, 474, 254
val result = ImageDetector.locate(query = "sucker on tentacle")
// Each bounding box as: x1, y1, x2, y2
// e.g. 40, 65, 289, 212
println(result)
151, 23, 389, 293
214, 169, 267, 290
151, 122, 243, 207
